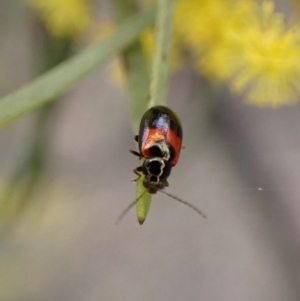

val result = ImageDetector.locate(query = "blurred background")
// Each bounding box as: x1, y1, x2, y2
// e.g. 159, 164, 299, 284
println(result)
1, 0, 300, 301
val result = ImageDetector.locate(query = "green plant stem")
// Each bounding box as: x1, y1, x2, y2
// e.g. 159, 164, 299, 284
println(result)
136, 0, 174, 224
148, 0, 173, 108
112, 0, 152, 224
0, 8, 155, 129
112, 0, 150, 131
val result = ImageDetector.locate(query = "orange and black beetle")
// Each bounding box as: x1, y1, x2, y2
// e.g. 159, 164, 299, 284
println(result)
130, 105, 183, 194
116, 106, 206, 224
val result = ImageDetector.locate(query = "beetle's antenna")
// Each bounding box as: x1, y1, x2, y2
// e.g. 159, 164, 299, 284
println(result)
158, 190, 206, 219
115, 190, 148, 225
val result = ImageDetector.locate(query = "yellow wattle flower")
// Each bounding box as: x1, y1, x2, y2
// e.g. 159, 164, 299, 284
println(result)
174, 0, 300, 107
174, 0, 232, 51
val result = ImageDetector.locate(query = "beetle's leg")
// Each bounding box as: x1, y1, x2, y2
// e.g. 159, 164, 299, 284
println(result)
132, 166, 143, 183
162, 179, 169, 187
134, 135, 139, 142
133, 166, 143, 175
129, 150, 141, 157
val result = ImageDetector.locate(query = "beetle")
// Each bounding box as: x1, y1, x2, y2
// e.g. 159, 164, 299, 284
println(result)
130, 105, 183, 194
116, 106, 206, 224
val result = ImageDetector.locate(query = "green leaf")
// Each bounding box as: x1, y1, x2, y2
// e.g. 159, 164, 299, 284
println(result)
0, 8, 154, 129
111, 0, 153, 224
112, 0, 151, 131
136, 173, 152, 225
148, 0, 173, 108
135, 0, 174, 224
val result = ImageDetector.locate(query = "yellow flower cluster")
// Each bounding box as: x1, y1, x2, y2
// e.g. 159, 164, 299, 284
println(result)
174, 0, 300, 107
27, 0, 300, 106
27, 0, 92, 38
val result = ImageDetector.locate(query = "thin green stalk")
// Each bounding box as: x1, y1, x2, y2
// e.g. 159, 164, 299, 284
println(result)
0, 8, 155, 129
112, 0, 150, 131
112, 0, 152, 224
148, 0, 173, 108
136, 0, 174, 224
